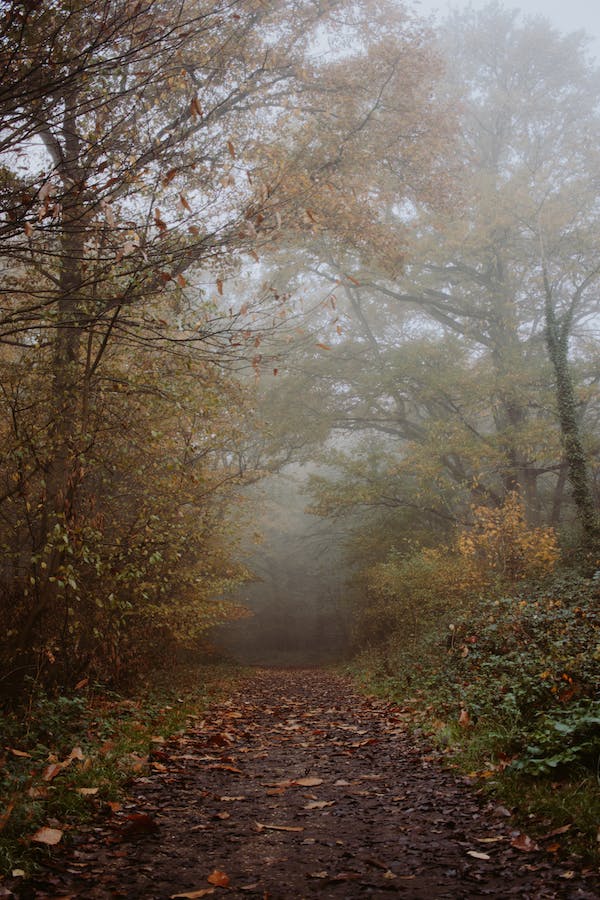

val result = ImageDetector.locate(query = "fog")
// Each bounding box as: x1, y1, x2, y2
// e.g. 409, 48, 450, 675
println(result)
215, 469, 352, 666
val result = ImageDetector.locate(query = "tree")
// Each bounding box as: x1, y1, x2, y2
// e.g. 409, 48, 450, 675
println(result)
266, 4, 600, 546
0, 0, 455, 687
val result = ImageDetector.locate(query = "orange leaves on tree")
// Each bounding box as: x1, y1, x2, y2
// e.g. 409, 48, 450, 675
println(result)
154, 209, 168, 232
163, 167, 178, 186
190, 96, 202, 117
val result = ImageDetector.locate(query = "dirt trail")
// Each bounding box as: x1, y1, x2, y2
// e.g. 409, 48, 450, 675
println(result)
29, 669, 598, 899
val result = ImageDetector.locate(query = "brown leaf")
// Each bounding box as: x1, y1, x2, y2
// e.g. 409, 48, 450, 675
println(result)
31, 826, 63, 845
171, 890, 214, 899
315, 343, 331, 352
458, 708, 471, 728
227, 141, 236, 158
179, 193, 192, 212
540, 823, 571, 840
303, 800, 334, 810
190, 97, 203, 117
216, 278, 224, 295
510, 832, 539, 852
163, 167, 178, 185
207, 869, 230, 887
154, 209, 168, 232
77, 787, 99, 796
255, 822, 303, 833
24, 222, 33, 237
74, 677, 89, 690
8, 748, 31, 758
42, 762, 65, 782
0, 802, 14, 832
293, 776, 324, 787
120, 813, 159, 837
67, 746, 84, 762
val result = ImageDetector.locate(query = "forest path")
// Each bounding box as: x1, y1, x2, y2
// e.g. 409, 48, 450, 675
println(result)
31, 669, 597, 899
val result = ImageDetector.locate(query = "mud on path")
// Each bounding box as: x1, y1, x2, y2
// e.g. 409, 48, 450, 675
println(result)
30, 669, 598, 899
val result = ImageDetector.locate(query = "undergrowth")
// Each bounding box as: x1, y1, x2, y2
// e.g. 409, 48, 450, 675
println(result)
0, 661, 241, 879
351, 568, 600, 866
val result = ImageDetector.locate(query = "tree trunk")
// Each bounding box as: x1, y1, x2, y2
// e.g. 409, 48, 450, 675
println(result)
544, 293, 598, 548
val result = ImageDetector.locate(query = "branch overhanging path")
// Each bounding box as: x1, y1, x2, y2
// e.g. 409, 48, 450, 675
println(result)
30, 670, 598, 899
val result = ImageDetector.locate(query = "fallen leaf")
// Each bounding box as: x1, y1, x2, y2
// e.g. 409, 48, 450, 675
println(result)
31, 826, 63, 845
458, 708, 472, 727
540, 823, 571, 840
43, 762, 65, 781
0, 802, 14, 832
293, 776, 323, 787
8, 748, 31, 758
119, 813, 159, 837
303, 800, 334, 810
255, 822, 304, 833
219, 796, 246, 802
467, 850, 490, 860
510, 832, 539, 852
171, 891, 214, 899
207, 869, 229, 887
77, 787, 99, 796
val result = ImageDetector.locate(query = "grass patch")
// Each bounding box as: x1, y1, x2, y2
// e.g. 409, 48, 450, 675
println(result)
0, 661, 242, 878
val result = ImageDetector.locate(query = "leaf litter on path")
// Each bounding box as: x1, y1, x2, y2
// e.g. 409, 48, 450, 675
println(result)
21, 669, 600, 899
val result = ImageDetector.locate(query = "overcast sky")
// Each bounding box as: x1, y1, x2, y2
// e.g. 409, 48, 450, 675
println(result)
412, 0, 600, 56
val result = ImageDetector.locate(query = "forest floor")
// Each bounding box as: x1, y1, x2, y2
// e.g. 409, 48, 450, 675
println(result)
16, 669, 600, 899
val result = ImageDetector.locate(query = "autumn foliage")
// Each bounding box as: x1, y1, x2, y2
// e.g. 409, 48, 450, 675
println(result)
456, 492, 560, 583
